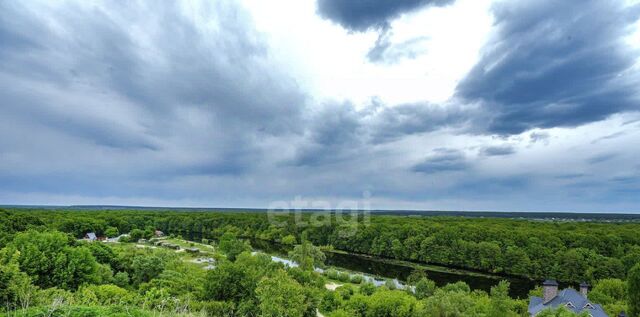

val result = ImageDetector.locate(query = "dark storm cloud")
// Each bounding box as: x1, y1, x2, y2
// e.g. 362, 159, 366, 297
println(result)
316, 0, 455, 32
0, 0, 306, 192
368, 101, 478, 143
412, 148, 469, 174
293, 103, 363, 166
457, 0, 640, 134
480, 145, 515, 156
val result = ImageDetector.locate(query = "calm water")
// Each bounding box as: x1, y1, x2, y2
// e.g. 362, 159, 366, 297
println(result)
182, 232, 537, 298
250, 239, 537, 299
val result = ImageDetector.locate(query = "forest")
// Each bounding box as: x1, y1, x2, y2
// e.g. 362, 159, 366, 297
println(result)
1, 208, 640, 316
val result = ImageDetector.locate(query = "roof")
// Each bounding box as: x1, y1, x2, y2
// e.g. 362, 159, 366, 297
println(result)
86, 232, 97, 240
528, 288, 608, 317
543, 279, 559, 286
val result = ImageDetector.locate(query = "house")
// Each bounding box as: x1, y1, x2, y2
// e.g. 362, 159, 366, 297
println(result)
528, 280, 608, 317
154, 230, 164, 237
85, 232, 97, 241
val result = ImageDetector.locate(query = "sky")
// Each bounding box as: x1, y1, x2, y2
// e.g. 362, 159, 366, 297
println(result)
1, 0, 640, 212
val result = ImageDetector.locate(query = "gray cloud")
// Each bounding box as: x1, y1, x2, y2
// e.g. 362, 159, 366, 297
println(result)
588, 153, 617, 165
367, 101, 478, 143
316, 0, 455, 32
412, 148, 469, 174
456, 0, 640, 134
480, 145, 515, 156
1, 0, 640, 212
292, 103, 363, 166
0, 1, 306, 185
367, 31, 429, 64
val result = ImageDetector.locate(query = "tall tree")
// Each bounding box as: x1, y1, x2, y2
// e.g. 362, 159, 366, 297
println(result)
628, 263, 640, 317
255, 270, 306, 317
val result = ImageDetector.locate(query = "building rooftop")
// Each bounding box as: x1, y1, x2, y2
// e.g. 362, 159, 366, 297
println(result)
529, 288, 607, 317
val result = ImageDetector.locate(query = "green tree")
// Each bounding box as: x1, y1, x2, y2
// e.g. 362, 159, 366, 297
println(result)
359, 282, 376, 296
366, 290, 417, 317
104, 226, 119, 238
219, 232, 251, 261
414, 277, 436, 299
589, 278, 626, 306
282, 234, 297, 245
289, 235, 326, 271
130, 254, 165, 285
129, 229, 145, 242
0, 251, 38, 310
490, 281, 516, 317
4, 230, 99, 290
256, 270, 307, 317
113, 271, 130, 288
628, 263, 640, 317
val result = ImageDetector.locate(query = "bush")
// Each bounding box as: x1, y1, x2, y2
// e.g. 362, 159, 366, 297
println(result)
320, 291, 342, 313
414, 278, 436, 299
325, 269, 339, 280
337, 272, 351, 283
336, 285, 355, 300
350, 275, 364, 284
281, 235, 297, 245
360, 282, 376, 296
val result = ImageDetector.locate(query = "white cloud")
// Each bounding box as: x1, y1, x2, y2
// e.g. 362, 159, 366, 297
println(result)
242, 0, 493, 107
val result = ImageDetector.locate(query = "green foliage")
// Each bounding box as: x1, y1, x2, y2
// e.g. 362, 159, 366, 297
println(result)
628, 263, 640, 317
3, 208, 640, 317
366, 290, 417, 317
289, 238, 326, 271
130, 253, 165, 285
536, 307, 592, 317
203, 252, 276, 304
336, 285, 355, 300
255, 270, 307, 317
414, 277, 436, 299
112, 272, 130, 288
218, 232, 251, 262
3, 230, 99, 290
359, 282, 376, 296
129, 229, 145, 242
589, 278, 626, 306
281, 234, 297, 245
0, 251, 38, 310
104, 227, 119, 238
489, 281, 516, 317
320, 291, 342, 313
350, 274, 364, 284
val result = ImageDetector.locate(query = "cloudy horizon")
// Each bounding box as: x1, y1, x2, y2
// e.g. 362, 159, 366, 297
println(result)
1, 0, 640, 212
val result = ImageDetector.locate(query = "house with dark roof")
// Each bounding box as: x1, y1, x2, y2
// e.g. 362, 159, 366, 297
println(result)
528, 280, 608, 317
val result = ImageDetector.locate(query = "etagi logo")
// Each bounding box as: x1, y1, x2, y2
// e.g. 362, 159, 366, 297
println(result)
267, 191, 372, 237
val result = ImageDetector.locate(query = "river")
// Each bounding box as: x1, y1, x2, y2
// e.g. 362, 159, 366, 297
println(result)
249, 239, 537, 298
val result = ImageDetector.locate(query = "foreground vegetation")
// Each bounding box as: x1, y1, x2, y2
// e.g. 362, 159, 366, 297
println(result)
1, 208, 640, 316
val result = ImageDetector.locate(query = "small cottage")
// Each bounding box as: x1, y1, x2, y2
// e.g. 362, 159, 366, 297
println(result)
85, 232, 97, 241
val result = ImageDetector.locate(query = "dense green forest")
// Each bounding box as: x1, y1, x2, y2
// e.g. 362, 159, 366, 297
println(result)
1, 208, 639, 316
4, 208, 639, 283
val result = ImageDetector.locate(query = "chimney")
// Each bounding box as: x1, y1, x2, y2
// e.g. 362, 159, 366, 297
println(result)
579, 281, 589, 298
543, 280, 559, 303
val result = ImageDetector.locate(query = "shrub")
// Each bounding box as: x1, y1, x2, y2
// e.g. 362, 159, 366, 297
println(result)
350, 275, 364, 284
325, 269, 339, 280
336, 285, 355, 300
337, 272, 351, 283
360, 282, 376, 296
